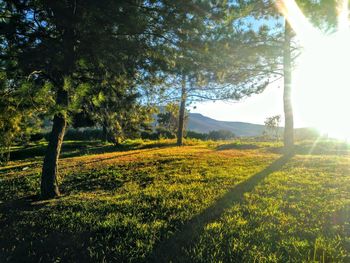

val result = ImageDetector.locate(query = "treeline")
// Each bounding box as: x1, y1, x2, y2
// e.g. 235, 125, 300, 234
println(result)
0, 0, 338, 198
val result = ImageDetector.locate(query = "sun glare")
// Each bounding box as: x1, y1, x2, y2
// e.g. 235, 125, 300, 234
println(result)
279, 0, 350, 139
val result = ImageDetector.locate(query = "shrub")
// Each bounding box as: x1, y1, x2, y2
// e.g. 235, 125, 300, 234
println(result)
186, 130, 208, 140
208, 130, 235, 141
29, 133, 45, 142
141, 131, 159, 140
64, 129, 104, 141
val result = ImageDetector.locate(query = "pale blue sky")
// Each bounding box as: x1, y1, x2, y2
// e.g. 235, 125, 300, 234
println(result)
192, 81, 308, 128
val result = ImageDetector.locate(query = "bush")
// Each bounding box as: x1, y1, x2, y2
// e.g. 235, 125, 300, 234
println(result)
155, 128, 176, 139
29, 133, 45, 142
208, 130, 235, 141
64, 129, 104, 141
141, 131, 160, 140
186, 130, 208, 140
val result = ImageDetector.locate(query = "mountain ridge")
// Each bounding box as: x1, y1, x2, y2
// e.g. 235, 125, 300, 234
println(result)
187, 113, 265, 137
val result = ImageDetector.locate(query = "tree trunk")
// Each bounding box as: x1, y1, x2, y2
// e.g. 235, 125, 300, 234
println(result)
41, 88, 68, 199
40, 21, 75, 199
102, 123, 108, 142
283, 20, 294, 152
177, 75, 187, 146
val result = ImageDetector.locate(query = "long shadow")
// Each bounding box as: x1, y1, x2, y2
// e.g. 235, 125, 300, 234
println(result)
0, 195, 90, 263
216, 143, 260, 151
1, 142, 177, 173
0, 195, 48, 228
61, 151, 141, 169
7, 142, 121, 161
7, 140, 177, 162
148, 153, 293, 262
267, 140, 350, 156
0, 195, 45, 212
62, 144, 177, 170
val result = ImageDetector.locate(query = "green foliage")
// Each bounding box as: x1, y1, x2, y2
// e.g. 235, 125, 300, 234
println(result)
186, 130, 208, 140
1, 0, 207, 152
0, 72, 52, 163
152, 1, 284, 107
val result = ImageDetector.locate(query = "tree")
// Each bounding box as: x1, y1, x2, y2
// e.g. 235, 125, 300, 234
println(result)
283, 21, 294, 149
0, 0, 184, 198
74, 75, 155, 144
155, 3, 282, 146
280, 0, 338, 151
264, 115, 281, 140
234, 0, 338, 152
157, 102, 188, 139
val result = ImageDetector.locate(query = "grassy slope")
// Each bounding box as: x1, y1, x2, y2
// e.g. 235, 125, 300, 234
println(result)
0, 139, 349, 262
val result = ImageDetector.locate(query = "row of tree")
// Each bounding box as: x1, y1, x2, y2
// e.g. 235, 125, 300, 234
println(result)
0, 0, 339, 199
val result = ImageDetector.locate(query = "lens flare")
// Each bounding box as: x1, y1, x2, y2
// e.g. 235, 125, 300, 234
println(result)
278, 0, 350, 140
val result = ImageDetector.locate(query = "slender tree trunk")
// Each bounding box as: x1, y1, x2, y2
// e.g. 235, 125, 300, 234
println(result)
41, 88, 68, 199
177, 75, 187, 146
102, 122, 108, 142
283, 21, 294, 151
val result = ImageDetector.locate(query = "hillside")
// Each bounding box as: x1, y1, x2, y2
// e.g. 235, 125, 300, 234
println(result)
187, 113, 265, 136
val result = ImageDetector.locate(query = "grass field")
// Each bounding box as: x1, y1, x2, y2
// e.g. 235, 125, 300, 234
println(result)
1, 139, 350, 262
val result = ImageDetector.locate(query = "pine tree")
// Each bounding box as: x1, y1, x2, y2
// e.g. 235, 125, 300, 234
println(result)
234, 0, 338, 152
0, 0, 198, 198
157, 2, 282, 146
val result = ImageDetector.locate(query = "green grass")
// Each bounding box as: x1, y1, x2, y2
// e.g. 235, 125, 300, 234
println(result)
186, 155, 350, 262
0, 139, 349, 262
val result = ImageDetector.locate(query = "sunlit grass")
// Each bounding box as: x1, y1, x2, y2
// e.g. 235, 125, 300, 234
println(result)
1, 139, 350, 262
186, 155, 350, 262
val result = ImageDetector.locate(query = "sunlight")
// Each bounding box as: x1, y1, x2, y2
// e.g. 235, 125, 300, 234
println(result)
278, 0, 350, 139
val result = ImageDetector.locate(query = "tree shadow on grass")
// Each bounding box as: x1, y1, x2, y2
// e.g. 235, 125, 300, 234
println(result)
0, 195, 92, 263
60, 170, 126, 193
1, 148, 148, 174
8, 142, 123, 161
61, 151, 141, 169
0, 195, 48, 228
61, 158, 179, 194
7, 140, 177, 162
1, 141, 177, 174
148, 153, 293, 262
62, 140, 176, 158
268, 140, 350, 156
216, 143, 260, 151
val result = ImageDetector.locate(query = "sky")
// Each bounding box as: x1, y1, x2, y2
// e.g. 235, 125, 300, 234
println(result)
192, 82, 286, 126
192, 81, 309, 128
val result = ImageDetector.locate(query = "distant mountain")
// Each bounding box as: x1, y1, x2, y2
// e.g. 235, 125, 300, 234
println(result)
187, 113, 265, 137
